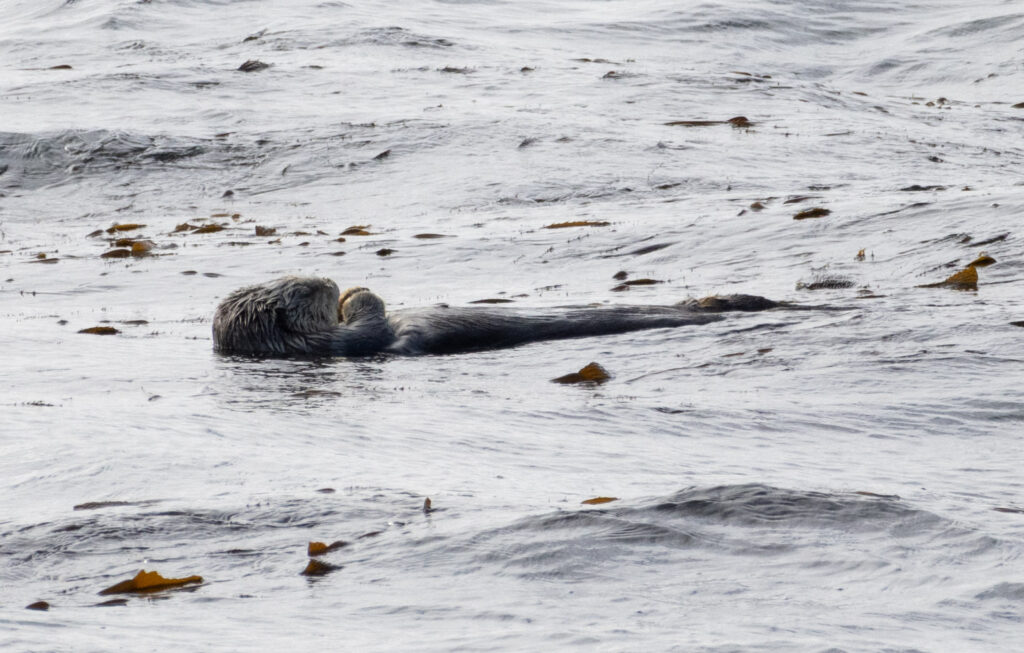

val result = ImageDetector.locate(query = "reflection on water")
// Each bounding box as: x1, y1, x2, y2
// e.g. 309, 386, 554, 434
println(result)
213, 355, 392, 410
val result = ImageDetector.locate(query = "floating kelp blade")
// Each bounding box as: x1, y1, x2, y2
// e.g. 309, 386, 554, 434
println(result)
969, 254, 996, 267
308, 541, 348, 557
552, 362, 611, 384
581, 497, 619, 505
919, 265, 978, 290
99, 570, 202, 595
192, 224, 225, 234
106, 223, 145, 233
544, 220, 610, 229
793, 208, 830, 220
664, 116, 753, 128
78, 326, 120, 335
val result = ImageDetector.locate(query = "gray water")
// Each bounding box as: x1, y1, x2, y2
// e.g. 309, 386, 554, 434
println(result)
2, 0, 1023, 650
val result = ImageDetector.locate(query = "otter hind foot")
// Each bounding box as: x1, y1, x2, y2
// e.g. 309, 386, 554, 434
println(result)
679, 294, 781, 313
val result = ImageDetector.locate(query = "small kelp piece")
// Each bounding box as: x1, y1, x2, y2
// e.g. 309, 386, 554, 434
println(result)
130, 240, 154, 256
99, 569, 202, 595
855, 248, 866, 261
301, 559, 340, 577
413, 233, 449, 239
919, 265, 978, 290
341, 225, 372, 236
423, 497, 434, 513
612, 278, 663, 292
307, 540, 348, 557
969, 254, 996, 267
581, 497, 619, 505
552, 362, 611, 385
470, 298, 514, 304
100, 249, 132, 259
254, 225, 276, 236
544, 220, 610, 229
192, 224, 225, 234
26, 601, 50, 611
94, 598, 129, 607
78, 326, 120, 335
106, 223, 145, 234
793, 207, 830, 220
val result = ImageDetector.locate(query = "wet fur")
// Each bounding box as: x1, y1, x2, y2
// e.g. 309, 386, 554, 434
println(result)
213, 276, 782, 357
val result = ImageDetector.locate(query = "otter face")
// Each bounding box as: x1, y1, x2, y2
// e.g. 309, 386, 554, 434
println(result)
272, 276, 340, 334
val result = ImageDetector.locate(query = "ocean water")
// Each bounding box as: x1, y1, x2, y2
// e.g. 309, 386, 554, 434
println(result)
2, 0, 1023, 650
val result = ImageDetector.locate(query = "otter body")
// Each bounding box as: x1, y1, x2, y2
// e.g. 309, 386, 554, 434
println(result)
212, 276, 781, 357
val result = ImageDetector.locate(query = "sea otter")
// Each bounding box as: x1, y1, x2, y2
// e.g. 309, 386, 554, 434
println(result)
212, 275, 783, 356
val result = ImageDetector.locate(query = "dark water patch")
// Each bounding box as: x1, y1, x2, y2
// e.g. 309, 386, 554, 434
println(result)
496, 184, 636, 206
0, 130, 219, 190
237, 60, 271, 72
0, 124, 424, 193
925, 13, 1024, 40
797, 275, 855, 290
975, 582, 1024, 601
637, 485, 936, 531
464, 485, 948, 581
600, 241, 674, 258
0, 491, 425, 589
336, 26, 455, 49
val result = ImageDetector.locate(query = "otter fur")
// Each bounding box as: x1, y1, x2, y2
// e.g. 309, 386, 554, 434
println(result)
212, 276, 782, 357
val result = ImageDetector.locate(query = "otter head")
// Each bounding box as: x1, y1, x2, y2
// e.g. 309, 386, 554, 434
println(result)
340, 288, 386, 324
271, 276, 341, 334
